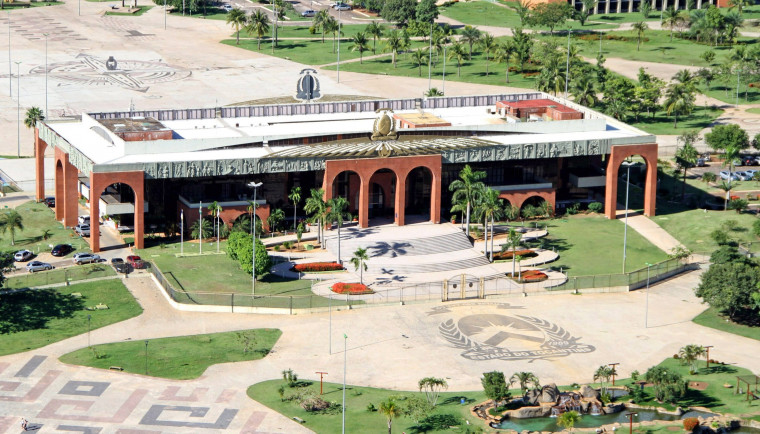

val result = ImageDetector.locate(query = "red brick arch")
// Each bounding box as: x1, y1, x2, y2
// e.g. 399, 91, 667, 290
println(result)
53, 147, 79, 228
498, 189, 556, 212
35, 128, 48, 201
604, 144, 658, 219
89, 171, 145, 252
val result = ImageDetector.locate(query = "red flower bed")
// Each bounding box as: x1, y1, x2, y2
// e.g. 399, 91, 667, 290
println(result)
292, 262, 344, 272
730, 195, 740, 201
493, 249, 538, 260
520, 270, 548, 282
331, 282, 374, 295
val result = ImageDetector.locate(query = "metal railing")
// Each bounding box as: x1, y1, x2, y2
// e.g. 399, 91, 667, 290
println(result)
3, 263, 117, 289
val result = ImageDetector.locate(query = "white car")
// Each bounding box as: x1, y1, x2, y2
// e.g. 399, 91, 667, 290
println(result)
222, 4, 233, 11
744, 169, 758, 180
301, 9, 316, 17
719, 170, 740, 181
735, 171, 753, 181
14, 250, 33, 262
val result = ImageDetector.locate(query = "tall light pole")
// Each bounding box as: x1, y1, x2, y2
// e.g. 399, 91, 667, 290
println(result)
328, 293, 332, 354
87, 314, 92, 347
79, 0, 81, 16
427, 22, 433, 91
43, 33, 48, 119
564, 28, 571, 100
248, 181, 262, 295
144, 340, 149, 375
342, 333, 347, 434
626, 412, 638, 434
180, 209, 184, 255
199, 201, 202, 255
15, 61, 21, 158
337, 8, 341, 84
164, 0, 167, 30
442, 44, 447, 95
645, 262, 652, 328
622, 160, 635, 273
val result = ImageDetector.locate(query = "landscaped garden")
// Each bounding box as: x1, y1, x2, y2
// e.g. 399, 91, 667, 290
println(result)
4, 263, 116, 289
0, 201, 89, 258
0, 279, 142, 356
59, 329, 282, 379
694, 307, 760, 342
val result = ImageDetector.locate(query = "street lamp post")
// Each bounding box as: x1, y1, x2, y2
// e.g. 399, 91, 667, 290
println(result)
8, 12, 11, 98
144, 340, 149, 374
164, 0, 167, 30
15, 61, 21, 158
248, 181, 262, 295
342, 333, 347, 434
645, 262, 652, 328
328, 293, 332, 355
609, 362, 619, 386
337, 9, 341, 83
180, 209, 184, 255
43, 33, 48, 119
87, 314, 92, 347
198, 201, 202, 255
427, 22, 433, 92
626, 412, 638, 434
564, 28, 571, 100
622, 160, 635, 273
442, 44, 446, 95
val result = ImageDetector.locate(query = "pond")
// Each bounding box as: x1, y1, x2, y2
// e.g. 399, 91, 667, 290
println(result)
497, 409, 716, 431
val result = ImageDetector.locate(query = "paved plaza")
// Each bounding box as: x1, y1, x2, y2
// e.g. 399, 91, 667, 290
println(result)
2, 266, 759, 432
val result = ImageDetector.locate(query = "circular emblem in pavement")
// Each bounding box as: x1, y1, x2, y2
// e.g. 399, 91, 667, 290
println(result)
439, 313, 595, 361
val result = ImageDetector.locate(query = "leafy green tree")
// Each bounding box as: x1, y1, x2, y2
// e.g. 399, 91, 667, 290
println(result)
675, 130, 700, 199
237, 237, 270, 277
527, 2, 572, 35
481, 371, 510, 404
509, 372, 540, 396
753, 133, 760, 150
696, 259, 760, 321
706, 124, 749, 191
448, 41, 467, 77
502, 228, 523, 277
402, 395, 433, 423
226, 8, 248, 45
0, 210, 23, 246
379, 398, 401, 434
507, 0, 532, 25
662, 6, 681, 41
324, 17, 341, 53
575, 0, 596, 25
326, 196, 351, 263
24, 107, 45, 130
282, 368, 298, 387
418, 377, 448, 407
633, 21, 648, 51
449, 164, 486, 237
380, 0, 417, 26
678, 344, 706, 374
246, 10, 270, 50
557, 411, 581, 431
700, 50, 716, 65
350, 247, 369, 284
350, 31, 370, 64
365, 21, 385, 53
571, 74, 597, 107
384, 30, 403, 68
644, 366, 686, 403
460, 26, 481, 60
267, 208, 285, 233
511, 28, 533, 72
415, 0, 438, 23
476, 188, 504, 261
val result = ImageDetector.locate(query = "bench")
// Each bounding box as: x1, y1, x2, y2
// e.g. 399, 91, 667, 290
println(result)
95, 303, 109, 310
293, 417, 305, 423
109, 366, 123, 371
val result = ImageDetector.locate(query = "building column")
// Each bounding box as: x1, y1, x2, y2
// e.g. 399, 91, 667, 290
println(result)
54, 147, 78, 228
35, 129, 47, 202
358, 174, 370, 228
605, 0, 611, 14
594, 1, 599, 13
54, 160, 63, 221
431, 166, 442, 224
697, 0, 702, 9
89, 174, 101, 253
628, 0, 634, 12
394, 171, 406, 226
661, 0, 667, 11
616, 0, 622, 13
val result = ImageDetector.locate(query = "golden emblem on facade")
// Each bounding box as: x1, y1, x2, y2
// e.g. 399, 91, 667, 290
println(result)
371, 108, 398, 142
376, 142, 393, 158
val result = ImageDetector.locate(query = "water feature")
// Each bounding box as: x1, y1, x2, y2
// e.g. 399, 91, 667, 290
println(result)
497, 409, 716, 431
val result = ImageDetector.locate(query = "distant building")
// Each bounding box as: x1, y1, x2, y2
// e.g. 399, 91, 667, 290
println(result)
36, 92, 657, 252
531, 0, 729, 14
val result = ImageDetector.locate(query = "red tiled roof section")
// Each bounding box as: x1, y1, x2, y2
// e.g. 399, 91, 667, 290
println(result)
496, 99, 577, 113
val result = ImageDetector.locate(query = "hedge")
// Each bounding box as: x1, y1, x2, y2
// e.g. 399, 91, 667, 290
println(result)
331, 283, 373, 295
292, 262, 344, 272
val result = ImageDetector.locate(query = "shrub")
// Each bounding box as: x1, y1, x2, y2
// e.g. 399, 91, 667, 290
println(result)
728, 198, 749, 213
683, 417, 699, 432
292, 262, 344, 272
710, 229, 730, 245
273, 245, 281, 252
588, 202, 603, 213
331, 282, 373, 295
521, 204, 538, 219
753, 219, 760, 238
566, 202, 581, 215
283, 241, 293, 249
702, 172, 717, 183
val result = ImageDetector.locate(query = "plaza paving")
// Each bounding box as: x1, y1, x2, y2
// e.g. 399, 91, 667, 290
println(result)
2, 265, 759, 432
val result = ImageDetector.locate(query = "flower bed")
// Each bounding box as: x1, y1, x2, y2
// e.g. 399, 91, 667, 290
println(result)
291, 262, 344, 273
331, 282, 374, 295
519, 270, 548, 282
493, 249, 538, 260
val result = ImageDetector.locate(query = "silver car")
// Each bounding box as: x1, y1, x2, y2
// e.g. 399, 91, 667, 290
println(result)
26, 261, 53, 273
73, 253, 100, 265
14, 249, 33, 262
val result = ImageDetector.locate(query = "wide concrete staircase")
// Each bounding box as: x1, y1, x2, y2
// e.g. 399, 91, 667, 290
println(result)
324, 223, 491, 275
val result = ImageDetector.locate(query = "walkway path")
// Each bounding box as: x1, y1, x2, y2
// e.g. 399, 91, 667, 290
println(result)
616, 209, 684, 253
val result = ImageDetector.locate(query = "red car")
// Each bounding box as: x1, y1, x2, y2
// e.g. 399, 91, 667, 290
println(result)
126, 255, 148, 269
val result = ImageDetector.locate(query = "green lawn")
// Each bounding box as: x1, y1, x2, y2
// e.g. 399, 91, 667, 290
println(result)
588, 12, 662, 24
652, 207, 758, 253
747, 108, 760, 115
700, 81, 760, 105
105, 5, 153, 15
248, 379, 486, 433
0, 280, 142, 356
0, 1, 63, 8
439, 0, 616, 30
628, 106, 723, 136
520, 214, 669, 277
5, 263, 116, 289
693, 307, 760, 341
60, 329, 281, 379
2, 201, 90, 258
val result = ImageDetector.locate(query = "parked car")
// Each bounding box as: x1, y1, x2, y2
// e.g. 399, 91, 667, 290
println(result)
735, 171, 753, 181
696, 158, 707, 167
719, 170, 740, 181
26, 261, 53, 273
78, 215, 90, 225
51, 244, 73, 257
75, 224, 91, 237
127, 255, 148, 269
335, 3, 351, 10
14, 250, 33, 262
301, 9, 316, 16
73, 253, 100, 265
742, 156, 757, 166
222, 3, 233, 11
111, 257, 128, 273
745, 169, 758, 180
44, 197, 55, 207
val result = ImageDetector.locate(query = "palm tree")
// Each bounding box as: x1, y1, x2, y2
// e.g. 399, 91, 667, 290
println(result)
226, 8, 248, 45
557, 411, 581, 431
411, 49, 426, 76
663, 82, 695, 128
594, 365, 613, 395
478, 188, 504, 262
678, 344, 706, 374
304, 188, 327, 245
632, 21, 648, 51
365, 21, 384, 53
288, 186, 301, 233
0, 210, 24, 246
479, 32, 496, 75
502, 228, 522, 277
324, 17, 340, 53
510, 372, 540, 396
246, 10, 270, 51
267, 208, 285, 234
24, 107, 45, 130
494, 41, 515, 84
191, 218, 212, 240
247, 200, 257, 236
379, 398, 400, 434
448, 164, 486, 237
350, 246, 369, 284
425, 87, 444, 97
448, 41, 466, 77
384, 30, 403, 68
350, 32, 370, 64
570, 75, 597, 107
662, 7, 680, 41
313, 9, 330, 43
460, 25, 481, 60
418, 377, 448, 407
326, 196, 351, 263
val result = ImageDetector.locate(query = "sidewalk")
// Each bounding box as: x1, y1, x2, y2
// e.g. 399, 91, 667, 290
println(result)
616, 209, 684, 253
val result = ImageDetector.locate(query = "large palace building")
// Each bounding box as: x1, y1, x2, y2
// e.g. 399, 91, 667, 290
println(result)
35, 92, 657, 252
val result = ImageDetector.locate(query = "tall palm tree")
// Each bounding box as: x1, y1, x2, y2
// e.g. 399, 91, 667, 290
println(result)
478, 188, 504, 262
246, 10, 270, 51
304, 188, 327, 245
350, 246, 369, 285
460, 25, 481, 60
494, 41, 515, 84
570, 74, 597, 107
1, 210, 24, 246
678, 344, 706, 374
24, 107, 45, 130
288, 186, 301, 233
324, 17, 340, 53
448, 164, 486, 237
313, 9, 330, 43
379, 398, 400, 434
594, 365, 613, 395
663, 82, 695, 128
365, 21, 385, 54
247, 199, 257, 236
384, 30, 403, 68
510, 372, 540, 396
632, 21, 648, 51
479, 32, 496, 75
502, 228, 522, 277
662, 7, 680, 41
411, 49, 426, 76
226, 8, 248, 45
448, 41, 467, 77
350, 32, 370, 64
326, 196, 351, 263
267, 208, 285, 234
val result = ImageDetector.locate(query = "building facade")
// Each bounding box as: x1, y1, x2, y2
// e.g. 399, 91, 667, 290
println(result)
35, 92, 657, 252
